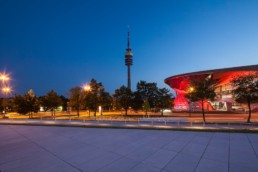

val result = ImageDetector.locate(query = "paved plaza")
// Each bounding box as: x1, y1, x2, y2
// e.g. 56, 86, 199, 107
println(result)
1, 125, 258, 172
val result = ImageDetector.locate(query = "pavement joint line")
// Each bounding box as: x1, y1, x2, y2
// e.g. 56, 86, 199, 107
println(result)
246, 134, 258, 159
161, 132, 197, 171
9, 126, 84, 172
193, 132, 214, 172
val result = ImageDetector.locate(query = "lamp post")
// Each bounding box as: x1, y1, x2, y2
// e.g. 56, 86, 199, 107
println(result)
0, 72, 11, 115
82, 84, 91, 117
2, 86, 11, 116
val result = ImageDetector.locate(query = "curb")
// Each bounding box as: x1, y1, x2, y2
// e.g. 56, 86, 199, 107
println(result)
1, 121, 258, 133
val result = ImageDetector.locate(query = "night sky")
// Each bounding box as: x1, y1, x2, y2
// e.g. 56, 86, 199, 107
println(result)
0, 0, 258, 96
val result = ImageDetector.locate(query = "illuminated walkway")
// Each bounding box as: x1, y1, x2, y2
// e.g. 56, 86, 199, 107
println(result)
1, 125, 258, 172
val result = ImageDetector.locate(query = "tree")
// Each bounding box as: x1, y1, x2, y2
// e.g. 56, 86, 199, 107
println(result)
113, 86, 133, 115
60, 95, 69, 111
156, 88, 173, 116
82, 79, 108, 117
41, 90, 62, 118
69, 86, 82, 117
0, 97, 13, 114
185, 78, 216, 123
99, 91, 112, 112
142, 98, 151, 116
231, 73, 258, 123
136, 80, 158, 110
13, 89, 40, 118
131, 91, 143, 112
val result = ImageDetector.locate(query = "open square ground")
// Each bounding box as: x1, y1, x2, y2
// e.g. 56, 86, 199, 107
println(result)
1, 125, 258, 172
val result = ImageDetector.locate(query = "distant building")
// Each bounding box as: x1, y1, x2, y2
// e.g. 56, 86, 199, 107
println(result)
165, 65, 258, 111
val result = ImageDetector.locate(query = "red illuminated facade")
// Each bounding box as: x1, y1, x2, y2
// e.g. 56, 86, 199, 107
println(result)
165, 65, 258, 111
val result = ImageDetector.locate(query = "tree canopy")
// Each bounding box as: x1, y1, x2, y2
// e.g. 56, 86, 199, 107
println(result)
40, 90, 62, 117
13, 89, 40, 118
231, 73, 258, 123
113, 85, 133, 115
69, 86, 82, 117
82, 79, 110, 116
185, 77, 216, 122
136, 80, 173, 114
156, 88, 173, 116
136, 80, 158, 109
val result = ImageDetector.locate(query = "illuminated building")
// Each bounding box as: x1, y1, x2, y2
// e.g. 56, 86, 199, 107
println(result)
165, 65, 258, 111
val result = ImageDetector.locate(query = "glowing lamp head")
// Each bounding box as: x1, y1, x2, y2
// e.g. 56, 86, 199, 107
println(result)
2, 87, 11, 93
0, 73, 10, 82
83, 85, 91, 91
189, 87, 194, 92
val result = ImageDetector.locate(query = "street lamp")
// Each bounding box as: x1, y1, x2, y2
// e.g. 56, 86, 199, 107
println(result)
0, 72, 11, 115
82, 84, 91, 117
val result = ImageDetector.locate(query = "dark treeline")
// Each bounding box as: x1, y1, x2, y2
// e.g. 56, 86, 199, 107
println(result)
2, 79, 174, 118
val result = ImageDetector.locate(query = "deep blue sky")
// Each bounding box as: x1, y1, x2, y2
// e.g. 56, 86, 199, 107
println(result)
0, 0, 258, 96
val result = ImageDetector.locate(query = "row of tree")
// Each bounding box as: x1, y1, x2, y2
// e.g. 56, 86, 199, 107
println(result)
185, 73, 258, 123
8, 79, 173, 118
12, 89, 68, 118
69, 79, 173, 117
113, 81, 173, 116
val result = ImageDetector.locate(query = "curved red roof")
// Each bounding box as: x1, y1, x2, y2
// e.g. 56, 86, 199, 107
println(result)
165, 64, 258, 90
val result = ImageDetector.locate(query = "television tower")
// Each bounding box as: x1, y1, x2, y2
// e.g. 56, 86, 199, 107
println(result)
125, 28, 133, 90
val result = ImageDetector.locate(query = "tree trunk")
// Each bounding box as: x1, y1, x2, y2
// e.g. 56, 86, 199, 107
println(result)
247, 96, 251, 123
125, 108, 128, 116
189, 101, 191, 117
94, 110, 96, 118
77, 106, 80, 117
161, 109, 163, 116
201, 99, 206, 123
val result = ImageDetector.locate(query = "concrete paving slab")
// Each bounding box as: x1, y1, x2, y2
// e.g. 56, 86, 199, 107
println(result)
96, 157, 139, 172
203, 145, 229, 163
195, 158, 228, 172
128, 163, 161, 172
180, 143, 207, 157
142, 149, 177, 169
125, 146, 158, 162
78, 151, 122, 171
229, 163, 258, 172
164, 153, 200, 172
